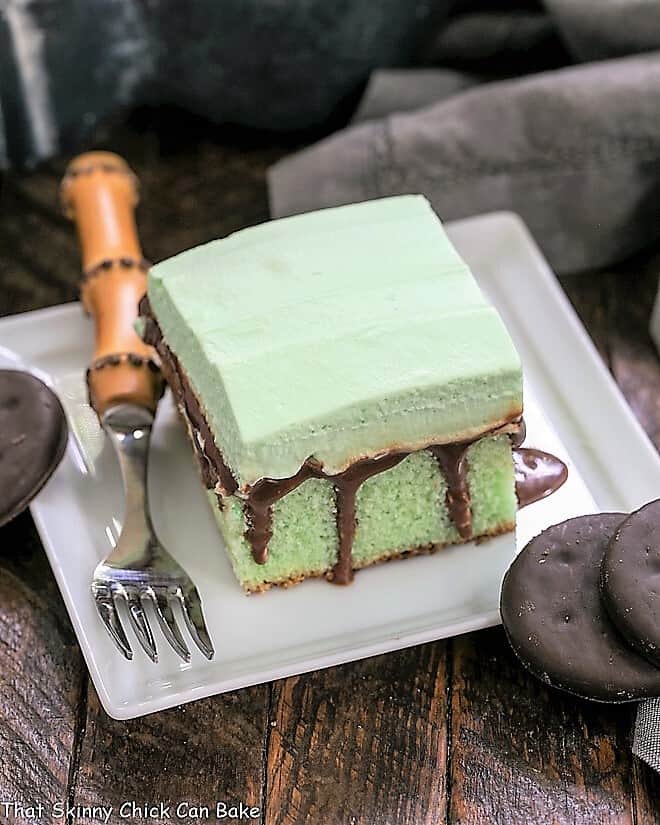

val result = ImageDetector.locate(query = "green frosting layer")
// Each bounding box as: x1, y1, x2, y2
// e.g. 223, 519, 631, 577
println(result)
148, 195, 522, 486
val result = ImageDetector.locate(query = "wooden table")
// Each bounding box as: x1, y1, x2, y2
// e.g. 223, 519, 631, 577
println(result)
1, 115, 659, 825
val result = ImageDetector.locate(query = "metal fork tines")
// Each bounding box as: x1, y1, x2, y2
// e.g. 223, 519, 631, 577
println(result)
92, 404, 214, 663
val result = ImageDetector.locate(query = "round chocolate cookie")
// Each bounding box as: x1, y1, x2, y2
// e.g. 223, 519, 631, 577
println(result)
501, 513, 660, 702
0, 370, 68, 528
600, 499, 660, 667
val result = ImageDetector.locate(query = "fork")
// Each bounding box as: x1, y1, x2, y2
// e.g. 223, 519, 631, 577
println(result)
61, 152, 214, 663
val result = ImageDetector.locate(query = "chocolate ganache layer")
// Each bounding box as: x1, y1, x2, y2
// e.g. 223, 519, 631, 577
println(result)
141, 298, 567, 585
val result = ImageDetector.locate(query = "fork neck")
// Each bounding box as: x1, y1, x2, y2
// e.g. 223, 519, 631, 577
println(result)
102, 403, 156, 542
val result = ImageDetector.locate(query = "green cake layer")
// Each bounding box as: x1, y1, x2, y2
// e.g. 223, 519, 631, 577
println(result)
148, 195, 522, 488
210, 435, 516, 592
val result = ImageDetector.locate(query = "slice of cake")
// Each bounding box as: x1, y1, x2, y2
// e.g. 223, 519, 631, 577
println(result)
141, 195, 523, 592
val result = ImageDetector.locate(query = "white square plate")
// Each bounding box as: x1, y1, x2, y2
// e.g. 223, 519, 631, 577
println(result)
1, 212, 658, 720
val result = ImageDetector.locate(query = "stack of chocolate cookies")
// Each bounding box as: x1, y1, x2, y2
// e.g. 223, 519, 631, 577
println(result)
501, 500, 660, 702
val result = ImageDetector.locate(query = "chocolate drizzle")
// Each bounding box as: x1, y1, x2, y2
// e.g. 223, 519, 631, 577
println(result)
141, 301, 568, 587
240, 429, 567, 584
141, 304, 238, 496
429, 444, 472, 540
514, 448, 568, 508
244, 433, 512, 581
243, 463, 321, 566
243, 452, 408, 584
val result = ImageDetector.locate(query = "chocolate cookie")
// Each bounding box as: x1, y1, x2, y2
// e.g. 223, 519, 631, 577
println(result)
501, 513, 660, 702
0, 370, 68, 528
600, 499, 660, 667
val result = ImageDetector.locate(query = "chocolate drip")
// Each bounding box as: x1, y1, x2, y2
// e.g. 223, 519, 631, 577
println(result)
243, 463, 322, 565
429, 444, 473, 540
510, 417, 526, 448
141, 304, 238, 496
243, 452, 407, 582
514, 448, 568, 507
331, 453, 407, 584
247, 437, 501, 577
332, 480, 358, 585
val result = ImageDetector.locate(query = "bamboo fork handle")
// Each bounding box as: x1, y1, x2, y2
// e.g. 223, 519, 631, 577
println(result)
60, 151, 162, 417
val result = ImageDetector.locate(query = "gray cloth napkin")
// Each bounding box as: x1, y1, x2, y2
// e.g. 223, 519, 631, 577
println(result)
269, 52, 660, 275
352, 69, 480, 124
635, 699, 660, 773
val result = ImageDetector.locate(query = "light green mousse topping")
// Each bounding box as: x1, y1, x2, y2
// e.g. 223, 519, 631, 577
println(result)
148, 195, 522, 486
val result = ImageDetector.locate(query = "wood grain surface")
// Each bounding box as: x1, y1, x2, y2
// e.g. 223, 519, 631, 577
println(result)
0, 109, 658, 824
0, 513, 86, 820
